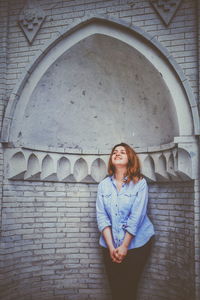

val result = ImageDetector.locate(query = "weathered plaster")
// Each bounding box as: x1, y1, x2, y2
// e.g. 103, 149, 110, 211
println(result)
1, 16, 199, 149
10, 34, 179, 150
1, 15, 199, 184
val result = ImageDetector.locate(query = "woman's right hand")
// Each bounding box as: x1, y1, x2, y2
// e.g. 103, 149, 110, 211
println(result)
109, 246, 116, 261
109, 246, 122, 263
102, 227, 122, 263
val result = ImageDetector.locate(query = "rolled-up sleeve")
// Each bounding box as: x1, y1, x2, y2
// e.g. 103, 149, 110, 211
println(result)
96, 183, 111, 232
126, 179, 148, 236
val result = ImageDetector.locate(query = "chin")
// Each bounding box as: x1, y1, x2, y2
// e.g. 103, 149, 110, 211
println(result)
113, 161, 127, 166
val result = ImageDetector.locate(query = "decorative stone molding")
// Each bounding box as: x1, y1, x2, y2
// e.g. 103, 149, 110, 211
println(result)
18, 0, 46, 44
150, 0, 183, 26
2, 16, 199, 146
4, 142, 196, 183
2, 16, 199, 184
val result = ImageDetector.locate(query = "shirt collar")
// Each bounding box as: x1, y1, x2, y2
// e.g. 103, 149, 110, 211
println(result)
110, 175, 128, 182
110, 175, 128, 190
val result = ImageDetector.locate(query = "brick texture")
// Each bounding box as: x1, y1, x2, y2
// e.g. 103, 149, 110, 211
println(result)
0, 0, 9, 227
194, 179, 200, 300
0, 180, 195, 300
0, 0, 199, 299
1, 181, 109, 300
4, 0, 198, 101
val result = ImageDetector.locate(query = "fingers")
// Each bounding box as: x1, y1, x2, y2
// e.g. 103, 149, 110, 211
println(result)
109, 247, 127, 264
112, 256, 122, 263
109, 249, 121, 263
111, 251, 120, 263
112, 249, 124, 263
114, 247, 128, 263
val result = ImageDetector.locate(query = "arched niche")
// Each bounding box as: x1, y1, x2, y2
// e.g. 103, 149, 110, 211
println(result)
1, 16, 198, 156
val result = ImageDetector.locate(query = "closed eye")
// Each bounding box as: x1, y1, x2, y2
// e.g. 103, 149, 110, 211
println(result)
112, 151, 126, 155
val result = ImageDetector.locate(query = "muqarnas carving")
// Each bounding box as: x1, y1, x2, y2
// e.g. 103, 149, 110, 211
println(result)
6, 147, 193, 183
18, 0, 46, 44
150, 0, 183, 26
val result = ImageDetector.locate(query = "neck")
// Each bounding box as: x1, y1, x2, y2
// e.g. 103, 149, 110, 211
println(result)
114, 167, 127, 182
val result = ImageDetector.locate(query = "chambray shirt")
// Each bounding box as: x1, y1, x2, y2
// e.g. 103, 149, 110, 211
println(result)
96, 176, 155, 249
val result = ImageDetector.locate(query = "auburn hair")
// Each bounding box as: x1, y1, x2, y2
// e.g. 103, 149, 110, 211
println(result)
108, 143, 142, 183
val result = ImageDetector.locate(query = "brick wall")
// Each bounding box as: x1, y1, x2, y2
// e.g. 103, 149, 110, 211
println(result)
4, 0, 198, 100
1, 181, 109, 300
194, 179, 200, 299
0, 0, 9, 226
1, 180, 195, 300
146, 181, 195, 300
0, 0, 199, 299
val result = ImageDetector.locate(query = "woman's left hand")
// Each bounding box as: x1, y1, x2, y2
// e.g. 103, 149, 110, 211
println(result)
114, 245, 128, 263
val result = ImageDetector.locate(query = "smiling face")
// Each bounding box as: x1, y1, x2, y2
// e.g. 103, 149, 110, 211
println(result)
111, 146, 128, 168
108, 143, 142, 182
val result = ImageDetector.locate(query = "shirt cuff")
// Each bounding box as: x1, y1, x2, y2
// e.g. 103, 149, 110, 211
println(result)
98, 221, 111, 233
125, 225, 137, 237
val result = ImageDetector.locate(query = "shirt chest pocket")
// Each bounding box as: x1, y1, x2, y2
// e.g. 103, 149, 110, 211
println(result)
102, 193, 112, 214
120, 192, 138, 213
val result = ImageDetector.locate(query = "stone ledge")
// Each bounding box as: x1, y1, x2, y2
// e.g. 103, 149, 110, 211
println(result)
4, 144, 196, 183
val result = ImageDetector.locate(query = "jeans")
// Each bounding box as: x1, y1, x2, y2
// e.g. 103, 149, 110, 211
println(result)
102, 238, 153, 300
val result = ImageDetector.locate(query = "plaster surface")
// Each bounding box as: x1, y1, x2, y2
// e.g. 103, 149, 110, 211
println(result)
10, 34, 179, 152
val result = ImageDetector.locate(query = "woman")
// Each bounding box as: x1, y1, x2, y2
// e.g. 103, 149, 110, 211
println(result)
96, 143, 155, 300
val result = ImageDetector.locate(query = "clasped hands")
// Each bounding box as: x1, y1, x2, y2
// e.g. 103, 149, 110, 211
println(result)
109, 245, 128, 263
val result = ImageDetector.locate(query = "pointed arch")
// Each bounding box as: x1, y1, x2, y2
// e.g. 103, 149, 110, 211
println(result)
1, 15, 199, 151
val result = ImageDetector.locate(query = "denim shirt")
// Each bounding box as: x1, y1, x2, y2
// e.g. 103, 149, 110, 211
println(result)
96, 176, 155, 249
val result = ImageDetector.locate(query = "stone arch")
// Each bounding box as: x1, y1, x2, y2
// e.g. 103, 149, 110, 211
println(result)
9, 151, 26, 179
57, 157, 71, 181
24, 153, 40, 180
175, 148, 192, 180
41, 154, 57, 181
91, 158, 107, 182
1, 15, 199, 154
73, 158, 88, 182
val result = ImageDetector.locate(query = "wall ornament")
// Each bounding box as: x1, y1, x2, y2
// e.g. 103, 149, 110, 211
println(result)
2, 16, 199, 185
150, 0, 183, 26
4, 140, 197, 183
18, 0, 46, 44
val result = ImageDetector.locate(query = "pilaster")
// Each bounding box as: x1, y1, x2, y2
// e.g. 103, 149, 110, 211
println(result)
0, 0, 9, 228
194, 1, 200, 298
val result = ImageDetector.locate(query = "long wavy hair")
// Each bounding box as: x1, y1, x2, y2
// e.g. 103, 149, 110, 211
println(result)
108, 143, 142, 183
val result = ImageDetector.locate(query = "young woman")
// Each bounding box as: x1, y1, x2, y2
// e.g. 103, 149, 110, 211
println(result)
96, 143, 155, 300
